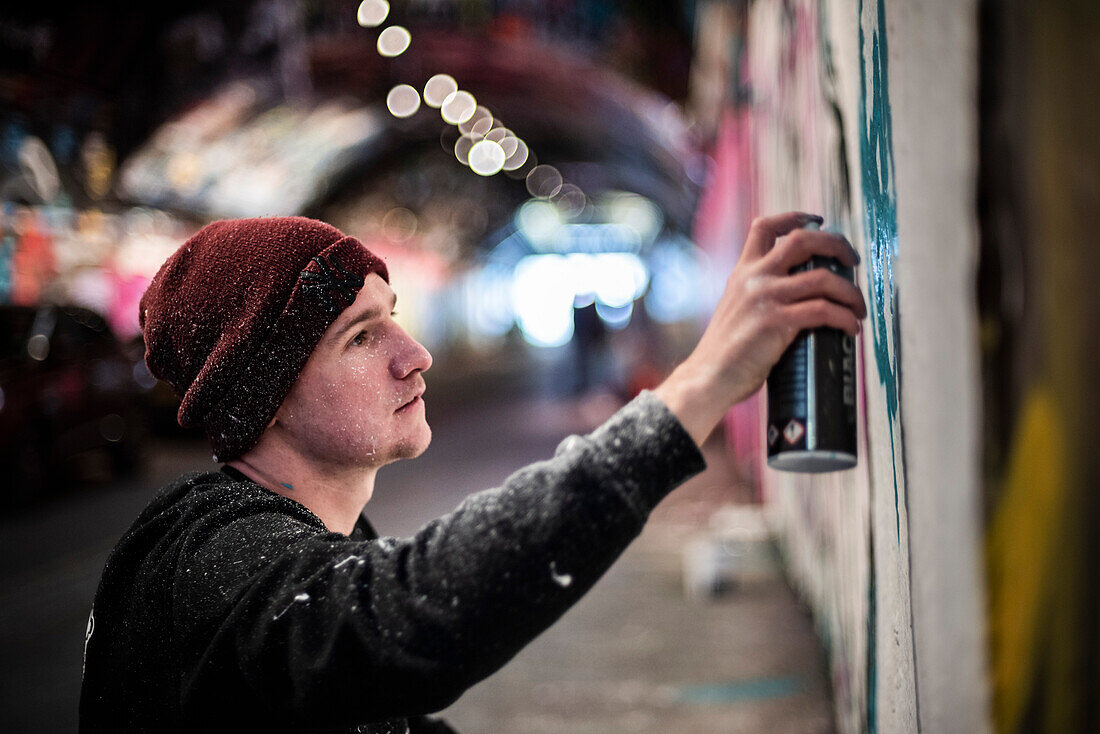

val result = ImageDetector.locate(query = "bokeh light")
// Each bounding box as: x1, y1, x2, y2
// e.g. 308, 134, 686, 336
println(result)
439, 125, 459, 153
466, 265, 515, 338
458, 106, 493, 137
473, 117, 495, 139
516, 199, 562, 249
644, 241, 709, 323
441, 91, 477, 125
595, 300, 634, 329
386, 84, 421, 118
502, 139, 530, 171
553, 183, 586, 218
468, 140, 506, 176
377, 26, 411, 57
356, 0, 391, 27
491, 130, 519, 158
608, 192, 663, 243
27, 334, 50, 361
356, 0, 390, 27
592, 252, 648, 308
512, 255, 575, 347
567, 253, 599, 300
423, 74, 458, 108
454, 135, 476, 165
381, 207, 418, 242
526, 165, 563, 198
505, 150, 536, 179
508, 252, 650, 347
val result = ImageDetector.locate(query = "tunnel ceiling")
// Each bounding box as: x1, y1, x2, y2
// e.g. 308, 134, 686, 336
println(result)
307, 28, 701, 239
1, 1, 701, 246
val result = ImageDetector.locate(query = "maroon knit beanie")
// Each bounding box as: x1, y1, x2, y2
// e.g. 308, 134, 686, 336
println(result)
139, 216, 388, 461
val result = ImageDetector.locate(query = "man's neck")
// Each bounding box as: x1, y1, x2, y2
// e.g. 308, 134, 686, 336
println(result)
226, 452, 378, 536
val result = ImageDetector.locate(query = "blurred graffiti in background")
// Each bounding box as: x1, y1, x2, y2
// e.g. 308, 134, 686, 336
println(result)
980, 0, 1100, 732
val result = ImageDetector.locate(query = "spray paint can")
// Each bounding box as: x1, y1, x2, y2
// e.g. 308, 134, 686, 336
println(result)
765, 222, 858, 473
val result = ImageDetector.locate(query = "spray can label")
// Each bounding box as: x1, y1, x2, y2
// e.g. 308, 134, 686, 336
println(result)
765, 254, 858, 473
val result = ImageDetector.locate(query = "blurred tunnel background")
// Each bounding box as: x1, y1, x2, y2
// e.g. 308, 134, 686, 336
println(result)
1, 0, 1098, 732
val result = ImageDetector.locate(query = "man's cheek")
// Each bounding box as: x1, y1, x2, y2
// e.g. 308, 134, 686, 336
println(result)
320, 368, 367, 399
345, 371, 389, 407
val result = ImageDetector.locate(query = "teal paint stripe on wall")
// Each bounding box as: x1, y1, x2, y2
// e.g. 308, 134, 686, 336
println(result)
858, 0, 903, 547
857, 1, 904, 732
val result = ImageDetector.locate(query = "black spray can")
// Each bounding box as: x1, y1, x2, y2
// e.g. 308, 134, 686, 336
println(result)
765, 223, 858, 473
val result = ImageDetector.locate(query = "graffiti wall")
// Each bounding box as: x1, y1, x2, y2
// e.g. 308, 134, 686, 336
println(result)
693, 0, 989, 731
979, 0, 1100, 731
746, 1, 889, 730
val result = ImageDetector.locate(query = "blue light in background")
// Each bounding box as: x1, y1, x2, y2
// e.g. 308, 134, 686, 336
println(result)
511, 255, 576, 347
595, 300, 633, 330
502, 252, 649, 347
465, 264, 515, 338
644, 240, 708, 323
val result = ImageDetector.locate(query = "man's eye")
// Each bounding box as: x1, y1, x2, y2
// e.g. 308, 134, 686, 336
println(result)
350, 312, 396, 347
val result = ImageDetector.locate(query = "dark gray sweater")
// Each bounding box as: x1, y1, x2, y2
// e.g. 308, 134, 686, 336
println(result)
79, 391, 706, 732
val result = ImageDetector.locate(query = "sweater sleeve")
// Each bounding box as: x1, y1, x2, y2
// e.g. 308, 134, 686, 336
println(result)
175, 390, 706, 728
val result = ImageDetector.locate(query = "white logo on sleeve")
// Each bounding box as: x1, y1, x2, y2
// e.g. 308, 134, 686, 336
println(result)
82, 606, 95, 678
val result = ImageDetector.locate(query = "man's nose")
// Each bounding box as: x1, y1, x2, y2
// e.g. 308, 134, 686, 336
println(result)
392, 332, 433, 379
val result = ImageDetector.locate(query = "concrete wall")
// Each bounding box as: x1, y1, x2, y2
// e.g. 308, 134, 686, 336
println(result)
693, 1, 990, 731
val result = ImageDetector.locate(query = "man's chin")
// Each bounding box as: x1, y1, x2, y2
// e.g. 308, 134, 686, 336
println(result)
391, 426, 432, 462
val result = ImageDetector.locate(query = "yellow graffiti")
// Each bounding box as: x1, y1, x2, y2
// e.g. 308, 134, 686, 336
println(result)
985, 386, 1070, 733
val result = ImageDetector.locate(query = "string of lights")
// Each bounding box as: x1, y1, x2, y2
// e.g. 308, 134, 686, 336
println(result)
357, 0, 582, 211
354, 0, 706, 348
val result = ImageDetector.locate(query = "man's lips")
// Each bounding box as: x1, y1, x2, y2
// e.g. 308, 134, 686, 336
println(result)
396, 391, 425, 412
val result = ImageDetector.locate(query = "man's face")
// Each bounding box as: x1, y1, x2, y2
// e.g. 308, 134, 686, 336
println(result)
272, 273, 433, 469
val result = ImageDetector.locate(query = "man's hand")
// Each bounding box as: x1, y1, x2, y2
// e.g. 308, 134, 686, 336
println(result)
653, 211, 867, 448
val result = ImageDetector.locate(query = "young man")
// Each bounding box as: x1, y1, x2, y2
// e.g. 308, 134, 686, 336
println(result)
80, 214, 865, 732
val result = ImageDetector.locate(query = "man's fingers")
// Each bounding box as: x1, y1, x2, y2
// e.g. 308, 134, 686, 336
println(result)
742, 212, 824, 261
765, 229, 860, 273
785, 298, 862, 337
773, 268, 868, 319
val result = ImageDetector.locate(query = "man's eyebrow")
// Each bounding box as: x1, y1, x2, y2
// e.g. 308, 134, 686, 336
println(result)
332, 292, 397, 341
